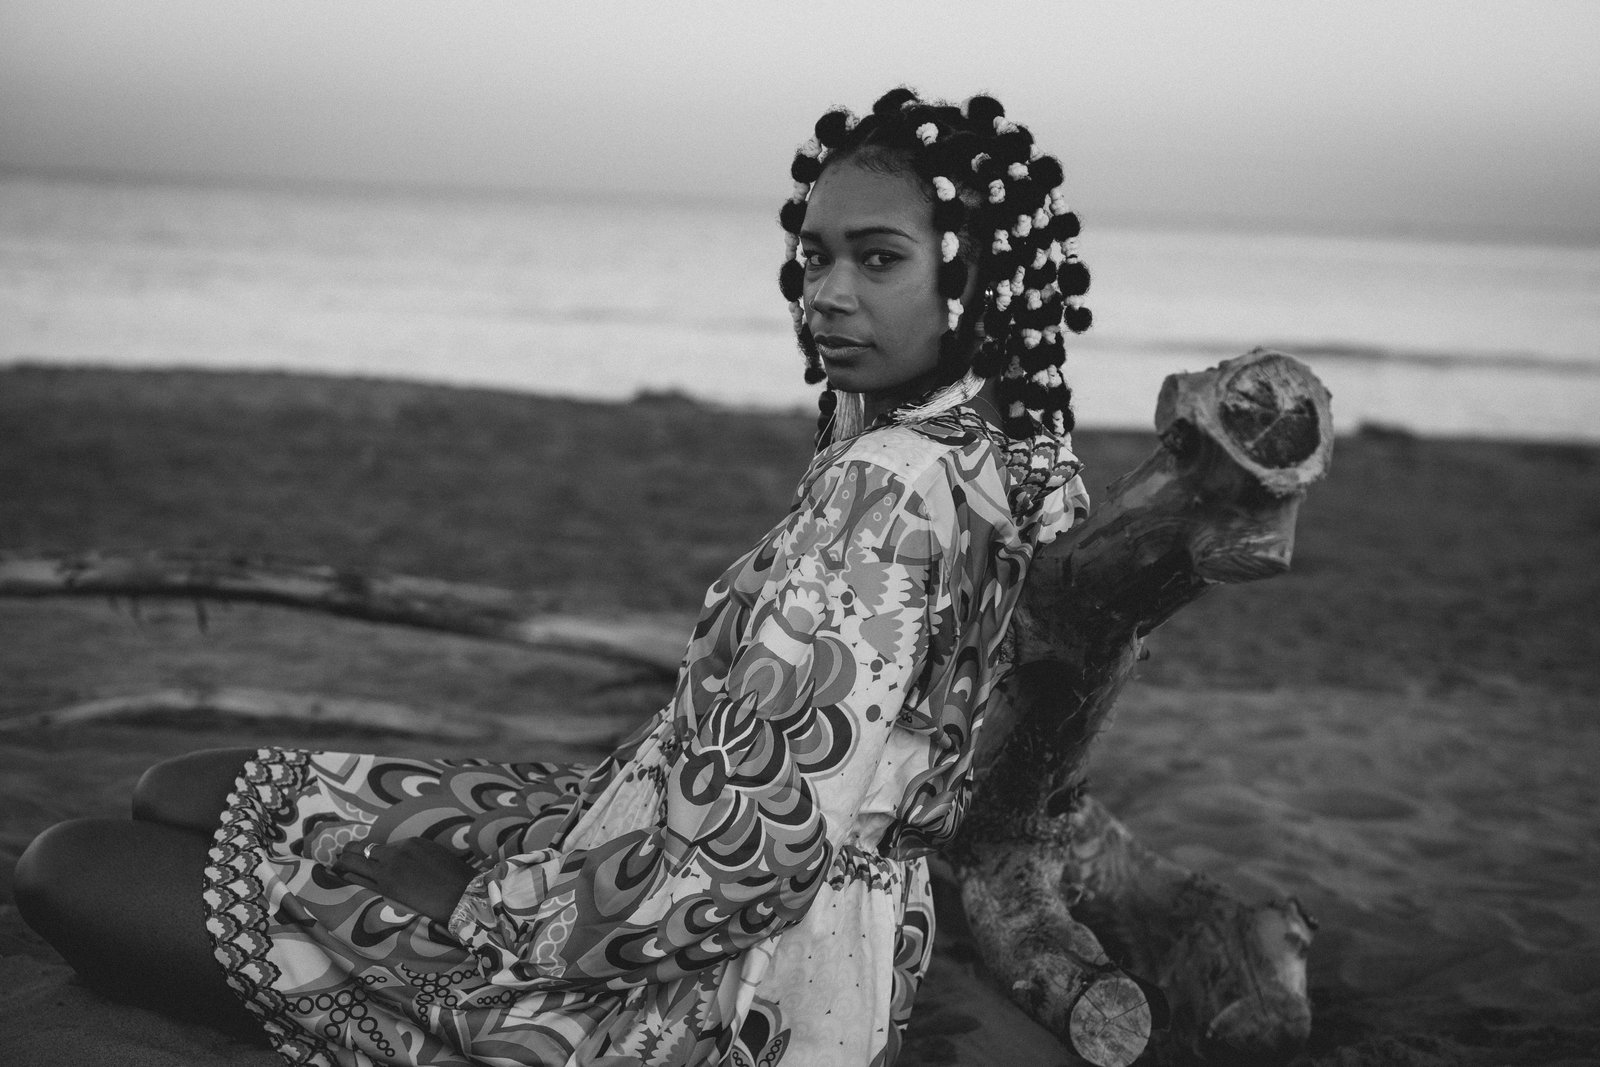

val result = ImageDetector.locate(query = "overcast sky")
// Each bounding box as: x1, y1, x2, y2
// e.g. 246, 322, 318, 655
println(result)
3, 0, 1596, 241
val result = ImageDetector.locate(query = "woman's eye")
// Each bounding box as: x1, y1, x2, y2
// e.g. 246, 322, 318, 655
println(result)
802, 250, 827, 269
863, 250, 901, 269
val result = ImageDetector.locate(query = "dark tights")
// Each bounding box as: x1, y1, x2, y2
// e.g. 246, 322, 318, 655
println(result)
13, 747, 267, 1039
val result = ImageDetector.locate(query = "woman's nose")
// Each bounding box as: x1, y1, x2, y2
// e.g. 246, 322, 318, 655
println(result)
809, 265, 858, 314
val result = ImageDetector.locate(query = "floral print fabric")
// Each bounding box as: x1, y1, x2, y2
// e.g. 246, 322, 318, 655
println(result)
202, 407, 1086, 1066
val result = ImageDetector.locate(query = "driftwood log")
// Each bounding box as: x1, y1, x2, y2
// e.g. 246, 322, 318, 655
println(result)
0, 554, 686, 679
3, 348, 1330, 1065
952, 348, 1331, 1064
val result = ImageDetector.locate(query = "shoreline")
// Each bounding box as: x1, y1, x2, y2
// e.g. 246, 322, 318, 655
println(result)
6, 359, 1599, 448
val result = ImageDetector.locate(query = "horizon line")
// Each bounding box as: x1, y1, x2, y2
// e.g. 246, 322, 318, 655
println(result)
4, 162, 1599, 251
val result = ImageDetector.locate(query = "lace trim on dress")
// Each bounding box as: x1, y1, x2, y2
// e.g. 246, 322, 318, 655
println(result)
203, 748, 344, 1066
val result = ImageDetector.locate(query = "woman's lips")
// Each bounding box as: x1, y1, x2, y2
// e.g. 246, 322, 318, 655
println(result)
814, 336, 872, 361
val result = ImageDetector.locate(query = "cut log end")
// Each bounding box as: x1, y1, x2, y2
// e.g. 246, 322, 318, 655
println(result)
1156, 348, 1333, 496
1070, 973, 1152, 1067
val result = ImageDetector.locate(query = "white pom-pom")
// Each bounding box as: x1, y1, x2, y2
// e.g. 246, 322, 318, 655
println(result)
932, 176, 956, 201
992, 230, 1011, 253
1013, 215, 1032, 238
1034, 208, 1050, 229
1026, 289, 1043, 311
1051, 410, 1066, 435
941, 231, 959, 262
970, 152, 990, 172
1032, 249, 1049, 270
793, 181, 809, 200
916, 122, 939, 145
946, 299, 964, 331
785, 233, 799, 258
1050, 189, 1070, 214
988, 180, 1006, 204
995, 118, 1019, 134
1012, 267, 1026, 290
1031, 370, 1051, 386
1007, 162, 1029, 180
1021, 328, 1042, 348
1009, 401, 1026, 417
1028, 406, 1045, 423
1044, 326, 1060, 344
799, 138, 822, 159
995, 289, 1013, 311
1047, 241, 1065, 265
789, 302, 804, 329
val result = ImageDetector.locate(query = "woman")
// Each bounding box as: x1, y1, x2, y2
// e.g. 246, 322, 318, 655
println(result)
16, 87, 1092, 1066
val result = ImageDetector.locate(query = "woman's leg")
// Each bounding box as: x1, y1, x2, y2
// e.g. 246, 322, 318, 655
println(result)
132, 747, 256, 833
13, 817, 265, 1039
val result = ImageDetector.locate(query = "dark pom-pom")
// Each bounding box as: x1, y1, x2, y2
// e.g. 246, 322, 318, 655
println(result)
1051, 211, 1081, 240
1038, 336, 1067, 368
983, 304, 1010, 338
993, 128, 1034, 165
790, 152, 822, 184
972, 341, 1009, 378
778, 259, 805, 301
1005, 174, 1036, 205
779, 199, 806, 235
1024, 262, 1054, 289
1019, 344, 1053, 374
814, 110, 851, 148
1030, 155, 1064, 190
930, 131, 978, 174
1058, 260, 1091, 297
965, 94, 1005, 129
938, 259, 969, 299
873, 87, 919, 115
804, 364, 826, 385
818, 387, 838, 411
1003, 415, 1036, 439
1021, 380, 1051, 410
974, 155, 1008, 186
1064, 304, 1094, 333
1015, 301, 1051, 331
932, 198, 967, 232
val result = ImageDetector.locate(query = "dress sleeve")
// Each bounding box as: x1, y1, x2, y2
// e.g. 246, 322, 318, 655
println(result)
447, 455, 949, 992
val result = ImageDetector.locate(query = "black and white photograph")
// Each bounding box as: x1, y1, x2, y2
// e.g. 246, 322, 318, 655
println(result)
2, 2, 1596, 1064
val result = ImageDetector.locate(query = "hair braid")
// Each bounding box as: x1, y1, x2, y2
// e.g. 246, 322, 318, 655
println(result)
777, 88, 1091, 446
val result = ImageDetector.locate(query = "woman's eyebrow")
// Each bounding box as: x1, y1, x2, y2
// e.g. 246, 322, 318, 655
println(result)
798, 224, 920, 242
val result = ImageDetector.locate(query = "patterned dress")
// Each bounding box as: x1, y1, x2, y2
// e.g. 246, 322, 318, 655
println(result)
202, 406, 1087, 1067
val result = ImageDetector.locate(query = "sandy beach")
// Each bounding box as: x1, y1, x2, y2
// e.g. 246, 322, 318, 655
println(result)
2, 365, 1597, 1065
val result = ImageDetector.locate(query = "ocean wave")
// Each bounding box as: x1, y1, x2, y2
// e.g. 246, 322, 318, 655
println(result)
1080, 337, 1600, 377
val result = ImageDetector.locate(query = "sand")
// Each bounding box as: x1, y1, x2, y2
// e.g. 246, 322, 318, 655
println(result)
2, 366, 1597, 1065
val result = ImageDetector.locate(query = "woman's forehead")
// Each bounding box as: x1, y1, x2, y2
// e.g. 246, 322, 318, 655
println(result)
801, 162, 934, 241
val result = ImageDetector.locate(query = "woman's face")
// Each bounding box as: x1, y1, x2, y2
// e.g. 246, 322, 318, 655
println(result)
799, 161, 951, 414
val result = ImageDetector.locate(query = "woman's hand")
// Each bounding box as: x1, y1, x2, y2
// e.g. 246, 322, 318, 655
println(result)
331, 838, 478, 924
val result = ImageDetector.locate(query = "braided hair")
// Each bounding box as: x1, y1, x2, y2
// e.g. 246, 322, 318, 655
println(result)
778, 87, 1091, 447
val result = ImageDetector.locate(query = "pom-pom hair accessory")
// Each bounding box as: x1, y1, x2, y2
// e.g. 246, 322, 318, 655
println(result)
776, 87, 1092, 448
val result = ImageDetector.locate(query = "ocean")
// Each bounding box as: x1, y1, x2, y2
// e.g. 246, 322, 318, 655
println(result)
3, 173, 1597, 440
